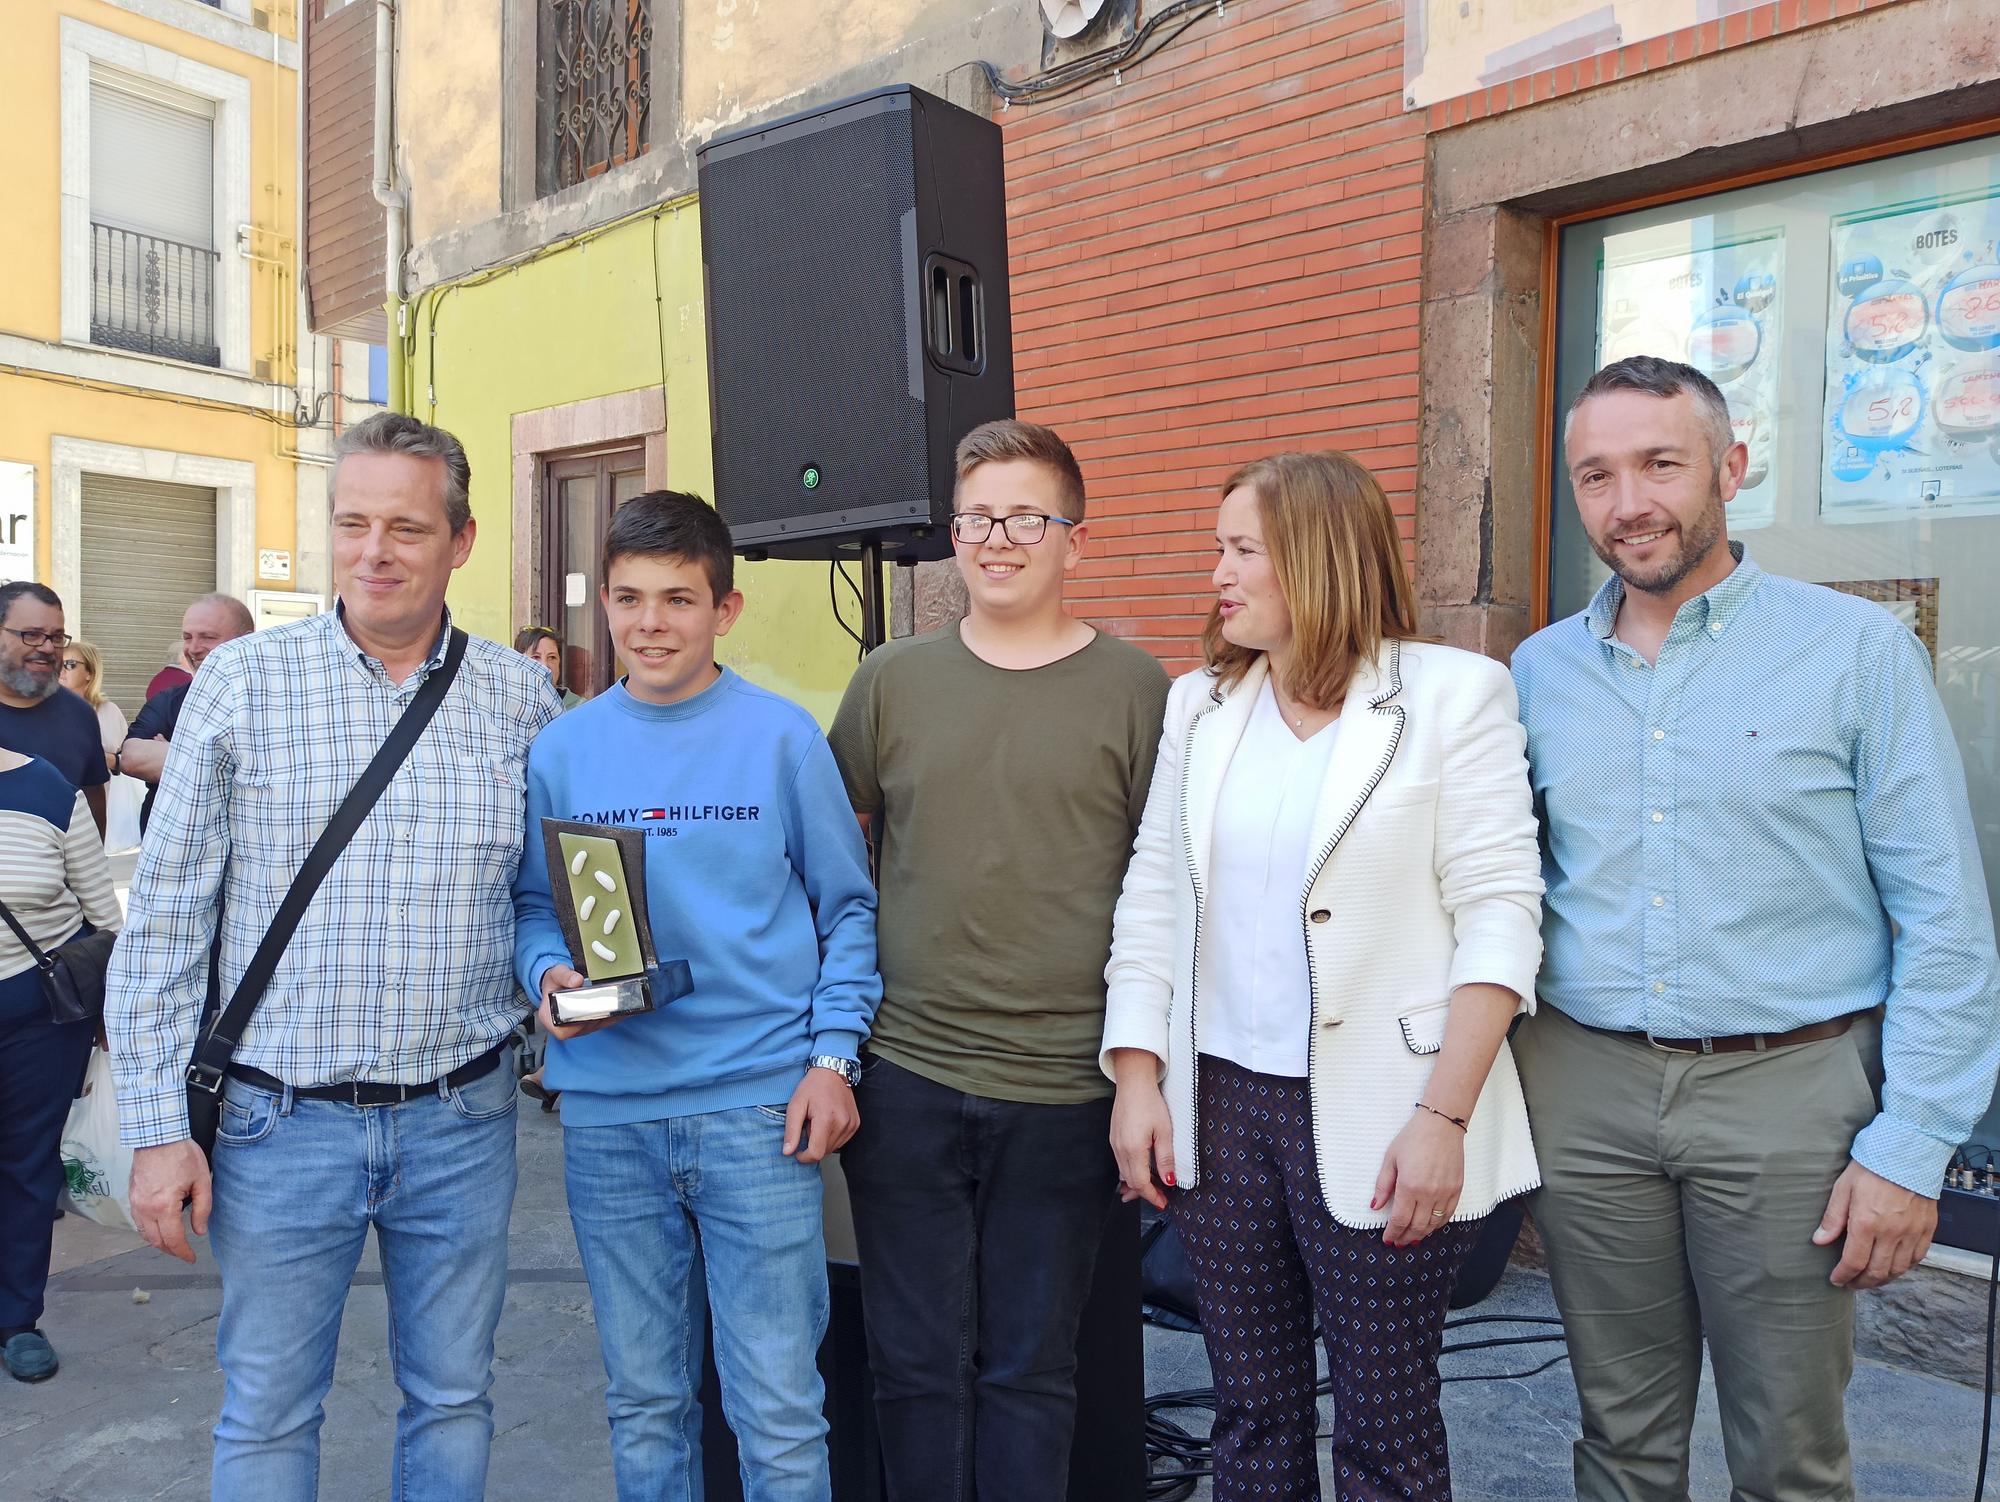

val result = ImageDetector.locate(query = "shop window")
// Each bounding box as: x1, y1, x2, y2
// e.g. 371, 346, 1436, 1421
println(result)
1552, 134, 2000, 1145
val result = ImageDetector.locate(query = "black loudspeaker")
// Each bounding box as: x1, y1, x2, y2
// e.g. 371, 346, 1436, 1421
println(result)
697, 84, 1014, 563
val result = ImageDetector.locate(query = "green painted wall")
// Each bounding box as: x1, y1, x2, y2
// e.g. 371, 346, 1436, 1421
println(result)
408, 199, 858, 725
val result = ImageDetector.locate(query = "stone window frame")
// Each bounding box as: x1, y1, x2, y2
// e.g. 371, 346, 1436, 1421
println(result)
498, 0, 684, 215
59, 16, 255, 379
509, 387, 668, 632
1413, 0, 2000, 663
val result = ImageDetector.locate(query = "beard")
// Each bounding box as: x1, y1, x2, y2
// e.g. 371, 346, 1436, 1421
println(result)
1587, 485, 1727, 597
0, 659, 59, 701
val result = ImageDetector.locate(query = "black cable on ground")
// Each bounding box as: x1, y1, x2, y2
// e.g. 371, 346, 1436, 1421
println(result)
1140, 1310, 1569, 1496
1976, 1242, 1997, 1501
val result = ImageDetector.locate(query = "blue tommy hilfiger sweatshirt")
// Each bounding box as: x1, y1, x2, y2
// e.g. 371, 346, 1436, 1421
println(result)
512, 669, 880, 1126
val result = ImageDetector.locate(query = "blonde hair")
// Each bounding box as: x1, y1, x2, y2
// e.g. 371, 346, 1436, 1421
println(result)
1201, 451, 1418, 710
953, 419, 1086, 521
64, 638, 105, 707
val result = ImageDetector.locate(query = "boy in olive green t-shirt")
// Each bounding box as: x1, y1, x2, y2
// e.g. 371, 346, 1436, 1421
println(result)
829, 419, 1168, 1502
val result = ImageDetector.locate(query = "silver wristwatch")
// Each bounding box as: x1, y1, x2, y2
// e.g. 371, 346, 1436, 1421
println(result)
808, 1054, 861, 1087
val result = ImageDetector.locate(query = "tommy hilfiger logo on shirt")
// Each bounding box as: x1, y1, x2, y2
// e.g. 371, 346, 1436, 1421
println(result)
572, 805, 763, 824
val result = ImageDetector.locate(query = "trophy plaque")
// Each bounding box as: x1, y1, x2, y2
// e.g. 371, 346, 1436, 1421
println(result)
539, 819, 689, 1025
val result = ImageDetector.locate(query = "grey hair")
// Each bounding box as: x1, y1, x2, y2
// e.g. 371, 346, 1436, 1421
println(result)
332, 411, 473, 534
1564, 355, 1734, 473
187, 591, 256, 636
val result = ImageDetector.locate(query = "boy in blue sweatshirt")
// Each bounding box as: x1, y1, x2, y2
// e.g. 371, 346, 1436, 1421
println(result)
513, 491, 880, 1502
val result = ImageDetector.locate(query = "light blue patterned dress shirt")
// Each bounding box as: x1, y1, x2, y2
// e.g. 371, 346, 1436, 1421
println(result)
106, 607, 563, 1148
1512, 545, 2000, 1196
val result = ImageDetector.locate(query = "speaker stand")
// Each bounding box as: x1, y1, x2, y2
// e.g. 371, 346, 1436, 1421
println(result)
858, 538, 888, 651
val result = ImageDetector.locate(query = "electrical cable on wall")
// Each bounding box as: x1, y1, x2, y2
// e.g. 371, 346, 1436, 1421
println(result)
974, 0, 1231, 106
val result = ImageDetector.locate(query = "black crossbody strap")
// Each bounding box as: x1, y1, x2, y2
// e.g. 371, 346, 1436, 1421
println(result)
0, 893, 55, 971
186, 627, 469, 1092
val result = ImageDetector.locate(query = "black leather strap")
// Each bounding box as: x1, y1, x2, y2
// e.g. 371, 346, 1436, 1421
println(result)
0, 893, 56, 972
185, 627, 469, 1095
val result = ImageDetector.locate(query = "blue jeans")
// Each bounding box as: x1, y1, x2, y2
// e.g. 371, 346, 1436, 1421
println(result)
563, 1105, 831, 1502
207, 1062, 518, 1501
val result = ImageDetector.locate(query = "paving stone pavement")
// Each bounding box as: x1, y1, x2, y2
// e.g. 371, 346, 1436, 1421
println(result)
7, 1101, 1996, 1500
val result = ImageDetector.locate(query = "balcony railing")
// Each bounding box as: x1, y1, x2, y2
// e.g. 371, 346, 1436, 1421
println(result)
90, 222, 220, 368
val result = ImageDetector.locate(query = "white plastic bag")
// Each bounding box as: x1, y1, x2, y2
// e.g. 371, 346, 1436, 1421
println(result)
102, 773, 143, 854
59, 1049, 135, 1231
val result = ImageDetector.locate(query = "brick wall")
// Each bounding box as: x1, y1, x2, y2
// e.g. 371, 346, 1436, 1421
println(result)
1004, 0, 1419, 668
1001, 0, 1902, 667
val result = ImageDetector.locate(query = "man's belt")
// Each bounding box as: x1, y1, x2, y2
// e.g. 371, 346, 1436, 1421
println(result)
1588, 1008, 1876, 1056
225, 1041, 507, 1106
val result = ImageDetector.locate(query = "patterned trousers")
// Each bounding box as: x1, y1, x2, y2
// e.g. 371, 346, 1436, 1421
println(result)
1170, 1053, 1480, 1502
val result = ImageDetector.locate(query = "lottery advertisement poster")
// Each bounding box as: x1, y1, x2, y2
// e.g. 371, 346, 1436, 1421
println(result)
1598, 231, 1783, 531
1822, 190, 2000, 521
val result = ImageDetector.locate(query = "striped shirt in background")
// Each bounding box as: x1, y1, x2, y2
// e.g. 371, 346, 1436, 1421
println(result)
0, 754, 121, 1020
105, 608, 563, 1149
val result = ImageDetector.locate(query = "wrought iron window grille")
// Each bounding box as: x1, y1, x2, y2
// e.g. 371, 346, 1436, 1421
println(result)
538, 0, 653, 196
90, 222, 221, 368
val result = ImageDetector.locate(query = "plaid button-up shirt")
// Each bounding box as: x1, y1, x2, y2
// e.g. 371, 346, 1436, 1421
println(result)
107, 607, 563, 1148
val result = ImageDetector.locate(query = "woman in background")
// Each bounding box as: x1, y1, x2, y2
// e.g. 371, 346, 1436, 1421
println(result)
515, 625, 584, 710
0, 746, 121, 1382
60, 641, 141, 851
58, 640, 125, 773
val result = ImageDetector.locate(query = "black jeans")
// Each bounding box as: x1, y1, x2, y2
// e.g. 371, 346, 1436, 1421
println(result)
0, 1008, 95, 1331
840, 1055, 1117, 1502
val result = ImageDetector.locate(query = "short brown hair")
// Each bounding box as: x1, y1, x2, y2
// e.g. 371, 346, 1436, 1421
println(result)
953, 420, 1086, 521
1202, 451, 1418, 710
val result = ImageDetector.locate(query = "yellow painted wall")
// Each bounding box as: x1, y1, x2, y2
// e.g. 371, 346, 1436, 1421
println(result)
400, 0, 503, 245
0, 374, 299, 590
3, 0, 300, 371
0, 1, 303, 590
406, 201, 860, 724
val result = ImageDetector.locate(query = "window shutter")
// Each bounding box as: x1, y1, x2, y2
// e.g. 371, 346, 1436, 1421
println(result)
78, 474, 219, 716
90, 78, 216, 249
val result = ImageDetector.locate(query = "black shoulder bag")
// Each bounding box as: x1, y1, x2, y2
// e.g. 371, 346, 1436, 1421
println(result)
184, 628, 468, 1158
0, 896, 119, 1027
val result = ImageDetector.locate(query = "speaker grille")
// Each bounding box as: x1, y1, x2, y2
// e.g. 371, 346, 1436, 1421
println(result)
704, 107, 931, 534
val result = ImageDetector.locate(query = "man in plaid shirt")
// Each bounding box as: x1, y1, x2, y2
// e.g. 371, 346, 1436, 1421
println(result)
106, 413, 561, 1501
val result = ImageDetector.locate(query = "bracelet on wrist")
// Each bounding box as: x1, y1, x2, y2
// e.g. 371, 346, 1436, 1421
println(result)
1414, 1100, 1468, 1132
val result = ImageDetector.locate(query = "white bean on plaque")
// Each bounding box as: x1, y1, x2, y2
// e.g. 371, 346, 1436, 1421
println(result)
602, 909, 621, 936
570, 849, 588, 876
579, 894, 596, 922
593, 869, 616, 892
590, 940, 617, 962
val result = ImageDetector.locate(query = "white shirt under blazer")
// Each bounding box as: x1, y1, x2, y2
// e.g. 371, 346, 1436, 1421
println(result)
1101, 639, 1546, 1230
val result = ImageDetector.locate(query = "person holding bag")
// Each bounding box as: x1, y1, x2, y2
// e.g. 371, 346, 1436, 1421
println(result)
1101, 450, 1544, 1501
105, 412, 562, 1502
0, 745, 121, 1383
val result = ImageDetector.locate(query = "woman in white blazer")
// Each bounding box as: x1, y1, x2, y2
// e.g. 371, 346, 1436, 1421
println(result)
1101, 450, 1543, 1501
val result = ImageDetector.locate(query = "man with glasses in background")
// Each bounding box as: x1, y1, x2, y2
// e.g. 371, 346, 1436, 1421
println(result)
0, 582, 109, 836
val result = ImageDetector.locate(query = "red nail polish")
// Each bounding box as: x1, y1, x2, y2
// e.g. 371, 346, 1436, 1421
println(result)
1163, 1172, 1175, 1187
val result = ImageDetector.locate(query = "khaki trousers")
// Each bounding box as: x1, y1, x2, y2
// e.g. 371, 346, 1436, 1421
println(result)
1512, 1004, 1884, 1502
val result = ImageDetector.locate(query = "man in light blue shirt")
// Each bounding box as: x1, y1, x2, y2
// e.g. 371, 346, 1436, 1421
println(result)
1512, 355, 2000, 1502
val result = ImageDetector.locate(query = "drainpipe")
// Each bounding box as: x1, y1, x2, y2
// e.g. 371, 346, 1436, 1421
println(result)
370, 0, 409, 413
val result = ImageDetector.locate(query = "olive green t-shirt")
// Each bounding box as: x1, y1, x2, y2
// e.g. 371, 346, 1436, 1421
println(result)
828, 625, 1170, 1103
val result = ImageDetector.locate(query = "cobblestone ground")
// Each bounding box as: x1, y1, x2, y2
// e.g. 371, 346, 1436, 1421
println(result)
7, 1097, 1996, 1501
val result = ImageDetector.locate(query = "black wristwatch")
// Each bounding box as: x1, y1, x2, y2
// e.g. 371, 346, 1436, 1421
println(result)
808, 1054, 861, 1087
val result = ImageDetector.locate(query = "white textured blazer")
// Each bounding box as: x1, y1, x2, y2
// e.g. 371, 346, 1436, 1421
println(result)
1100, 639, 1545, 1229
